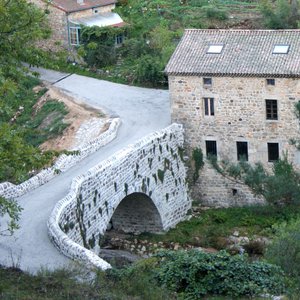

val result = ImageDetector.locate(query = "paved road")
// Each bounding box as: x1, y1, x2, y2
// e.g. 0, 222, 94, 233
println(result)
0, 69, 170, 273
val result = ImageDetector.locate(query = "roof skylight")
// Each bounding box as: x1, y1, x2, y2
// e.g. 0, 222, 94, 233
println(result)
207, 44, 224, 54
273, 45, 290, 54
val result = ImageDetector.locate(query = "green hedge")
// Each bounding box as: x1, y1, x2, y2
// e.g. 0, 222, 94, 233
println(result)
154, 250, 285, 298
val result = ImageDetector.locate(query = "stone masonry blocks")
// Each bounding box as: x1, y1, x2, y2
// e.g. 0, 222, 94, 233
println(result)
169, 75, 300, 206
48, 123, 191, 269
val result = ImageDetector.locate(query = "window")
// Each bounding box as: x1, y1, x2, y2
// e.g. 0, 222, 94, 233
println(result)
206, 140, 217, 157
268, 143, 279, 162
69, 24, 81, 45
237, 141, 248, 161
115, 34, 124, 45
266, 79, 275, 86
207, 44, 223, 54
204, 97, 214, 116
273, 45, 290, 54
266, 99, 278, 120
203, 77, 212, 85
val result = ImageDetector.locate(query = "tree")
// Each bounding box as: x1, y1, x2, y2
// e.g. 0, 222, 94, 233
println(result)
79, 26, 127, 68
0, 0, 50, 119
208, 155, 300, 206
0, 0, 49, 235
0, 0, 50, 76
260, 0, 300, 29
0, 196, 22, 236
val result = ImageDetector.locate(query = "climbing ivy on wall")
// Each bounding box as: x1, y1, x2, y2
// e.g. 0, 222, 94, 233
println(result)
75, 193, 88, 249
192, 148, 204, 183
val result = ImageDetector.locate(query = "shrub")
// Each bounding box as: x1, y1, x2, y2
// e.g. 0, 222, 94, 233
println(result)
265, 218, 300, 283
203, 5, 229, 20
260, 0, 300, 29
244, 240, 266, 255
103, 258, 174, 300
209, 154, 300, 206
154, 250, 285, 298
80, 26, 126, 68
134, 55, 165, 86
192, 148, 204, 183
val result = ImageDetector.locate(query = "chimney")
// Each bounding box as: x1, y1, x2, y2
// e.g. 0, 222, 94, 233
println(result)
77, 0, 84, 4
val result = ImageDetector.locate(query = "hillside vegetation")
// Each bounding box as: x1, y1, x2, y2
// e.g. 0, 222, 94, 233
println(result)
1, 1, 300, 299
46, 0, 263, 86
48, 0, 300, 87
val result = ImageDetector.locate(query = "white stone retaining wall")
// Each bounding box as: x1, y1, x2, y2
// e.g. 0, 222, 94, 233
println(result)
0, 118, 121, 199
48, 123, 191, 270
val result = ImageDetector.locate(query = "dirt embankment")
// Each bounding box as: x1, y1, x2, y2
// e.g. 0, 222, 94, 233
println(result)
34, 84, 108, 151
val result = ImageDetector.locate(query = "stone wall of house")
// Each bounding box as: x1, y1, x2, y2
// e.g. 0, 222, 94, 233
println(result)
169, 75, 300, 206
48, 123, 191, 269
29, 0, 69, 51
29, 1, 117, 51
70, 4, 116, 19
192, 162, 265, 207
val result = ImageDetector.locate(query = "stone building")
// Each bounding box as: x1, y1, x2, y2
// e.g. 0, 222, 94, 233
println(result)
30, 0, 125, 51
165, 29, 300, 207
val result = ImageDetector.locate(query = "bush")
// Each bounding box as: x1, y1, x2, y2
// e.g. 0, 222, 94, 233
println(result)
266, 218, 300, 282
154, 250, 285, 298
192, 147, 204, 183
135, 55, 165, 86
103, 258, 174, 300
203, 5, 229, 20
260, 0, 300, 29
210, 155, 300, 206
80, 26, 126, 68
244, 240, 266, 255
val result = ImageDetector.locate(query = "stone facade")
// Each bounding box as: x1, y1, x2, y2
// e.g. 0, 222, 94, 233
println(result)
169, 75, 300, 206
48, 124, 191, 269
70, 4, 115, 19
29, 0, 69, 51
29, 0, 117, 51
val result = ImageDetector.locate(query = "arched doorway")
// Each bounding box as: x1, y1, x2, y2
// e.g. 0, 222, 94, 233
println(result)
111, 193, 163, 233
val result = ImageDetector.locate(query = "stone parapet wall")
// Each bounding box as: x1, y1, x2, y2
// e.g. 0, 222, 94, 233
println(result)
0, 118, 121, 199
48, 123, 191, 270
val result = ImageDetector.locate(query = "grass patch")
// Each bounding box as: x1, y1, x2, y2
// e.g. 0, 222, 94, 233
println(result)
136, 205, 300, 249
21, 100, 69, 147
0, 265, 175, 300
0, 76, 69, 184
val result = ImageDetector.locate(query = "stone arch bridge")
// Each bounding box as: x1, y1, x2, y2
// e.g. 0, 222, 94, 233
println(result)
48, 124, 191, 269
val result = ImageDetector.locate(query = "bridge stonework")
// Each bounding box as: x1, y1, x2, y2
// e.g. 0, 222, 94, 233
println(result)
48, 123, 191, 269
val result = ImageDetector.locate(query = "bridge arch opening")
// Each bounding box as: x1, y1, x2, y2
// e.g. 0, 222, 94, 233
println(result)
110, 193, 163, 233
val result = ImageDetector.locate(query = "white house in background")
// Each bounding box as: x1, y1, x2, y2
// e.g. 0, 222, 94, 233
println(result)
30, 0, 126, 50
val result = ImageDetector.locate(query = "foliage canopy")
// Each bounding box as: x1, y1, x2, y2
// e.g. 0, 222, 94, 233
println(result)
153, 250, 285, 298
0, 0, 52, 235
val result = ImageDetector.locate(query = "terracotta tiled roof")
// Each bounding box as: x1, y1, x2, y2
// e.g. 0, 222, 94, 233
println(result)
165, 29, 300, 78
51, 0, 117, 13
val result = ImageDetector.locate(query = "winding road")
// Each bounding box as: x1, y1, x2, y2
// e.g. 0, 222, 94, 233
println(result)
0, 69, 170, 273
